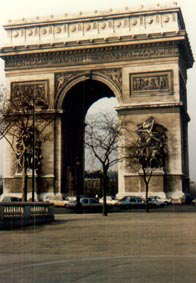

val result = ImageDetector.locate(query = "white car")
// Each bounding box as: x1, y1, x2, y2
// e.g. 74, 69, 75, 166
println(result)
66, 197, 102, 212
151, 196, 172, 206
44, 195, 75, 207
99, 196, 118, 205
192, 199, 196, 206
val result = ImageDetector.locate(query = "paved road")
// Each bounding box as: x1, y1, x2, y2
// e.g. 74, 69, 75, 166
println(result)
0, 210, 196, 282
55, 204, 196, 214
0, 254, 196, 282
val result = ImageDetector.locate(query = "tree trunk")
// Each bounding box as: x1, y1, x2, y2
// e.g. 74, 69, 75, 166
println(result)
145, 181, 149, 212
102, 168, 108, 216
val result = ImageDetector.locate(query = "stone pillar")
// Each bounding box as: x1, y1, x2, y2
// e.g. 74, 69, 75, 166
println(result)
54, 116, 62, 196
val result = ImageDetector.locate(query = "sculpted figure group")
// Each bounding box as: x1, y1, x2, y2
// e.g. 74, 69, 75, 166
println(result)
136, 117, 168, 169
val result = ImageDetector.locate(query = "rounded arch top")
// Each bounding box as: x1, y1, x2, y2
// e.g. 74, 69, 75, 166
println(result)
55, 69, 122, 110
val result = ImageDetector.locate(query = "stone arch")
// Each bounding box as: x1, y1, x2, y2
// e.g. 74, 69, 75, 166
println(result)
1, 6, 193, 201
55, 72, 120, 196
55, 70, 122, 110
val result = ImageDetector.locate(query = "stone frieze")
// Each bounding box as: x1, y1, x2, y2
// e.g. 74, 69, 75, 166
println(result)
4, 43, 179, 70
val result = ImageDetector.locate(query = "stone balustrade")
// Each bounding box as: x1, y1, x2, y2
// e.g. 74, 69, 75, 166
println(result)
0, 202, 54, 229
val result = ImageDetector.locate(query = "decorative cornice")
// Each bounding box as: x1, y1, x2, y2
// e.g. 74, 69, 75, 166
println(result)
5, 3, 180, 26
0, 30, 185, 54
1, 5, 193, 69
3, 6, 182, 49
3, 42, 179, 70
116, 102, 184, 112
116, 103, 190, 123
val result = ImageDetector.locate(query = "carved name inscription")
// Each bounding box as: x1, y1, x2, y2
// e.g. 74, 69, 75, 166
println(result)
130, 71, 172, 95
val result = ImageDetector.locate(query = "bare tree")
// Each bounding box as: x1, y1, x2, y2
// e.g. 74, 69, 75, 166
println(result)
126, 117, 168, 212
85, 113, 121, 216
0, 83, 51, 201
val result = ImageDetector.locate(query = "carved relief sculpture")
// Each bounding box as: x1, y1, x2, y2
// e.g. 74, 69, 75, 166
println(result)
136, 117, 168, 169
55, 72, 80, 96
97, 68, 122, 92
11, 81, 49, 110
16, 127, 42, 173
130, 71, 173, 96
55, 68, 122, 97
10, 81, 49, 174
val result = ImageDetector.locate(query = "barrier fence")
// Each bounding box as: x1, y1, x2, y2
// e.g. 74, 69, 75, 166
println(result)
0, 202, 54, 229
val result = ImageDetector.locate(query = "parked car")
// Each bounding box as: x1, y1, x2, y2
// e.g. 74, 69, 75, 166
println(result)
147, 196, 162, 208
66, 197, 102, 212
148, 196, 171, 207
183, 194, 193, 205
44, 195, 74, 207
171, 198, 184, 205
0, 196, 22, 202
192, 198, 196, 206
99, 196, 119, 205
115, 196, 144, 209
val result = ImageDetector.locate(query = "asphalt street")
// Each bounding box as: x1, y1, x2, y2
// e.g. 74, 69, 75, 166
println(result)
0, 209, 196, 282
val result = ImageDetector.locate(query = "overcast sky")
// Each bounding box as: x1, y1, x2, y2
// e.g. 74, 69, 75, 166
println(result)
0, 0, 196, 179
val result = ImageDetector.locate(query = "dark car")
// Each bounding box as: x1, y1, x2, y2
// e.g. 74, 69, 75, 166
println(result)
115, 196, 144, 209
1, 196, 22, 202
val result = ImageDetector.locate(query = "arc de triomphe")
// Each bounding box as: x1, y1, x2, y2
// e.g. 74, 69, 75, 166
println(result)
0, 3, 194, 200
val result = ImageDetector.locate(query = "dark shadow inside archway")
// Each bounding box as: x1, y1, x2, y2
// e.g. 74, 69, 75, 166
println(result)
61, 79, 115, 196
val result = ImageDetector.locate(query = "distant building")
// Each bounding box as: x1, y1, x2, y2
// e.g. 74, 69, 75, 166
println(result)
84, 171, 118, 197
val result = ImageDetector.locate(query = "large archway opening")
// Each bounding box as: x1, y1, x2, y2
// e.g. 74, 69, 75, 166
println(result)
85, 97, 118, 171
61, 78, 117, 196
